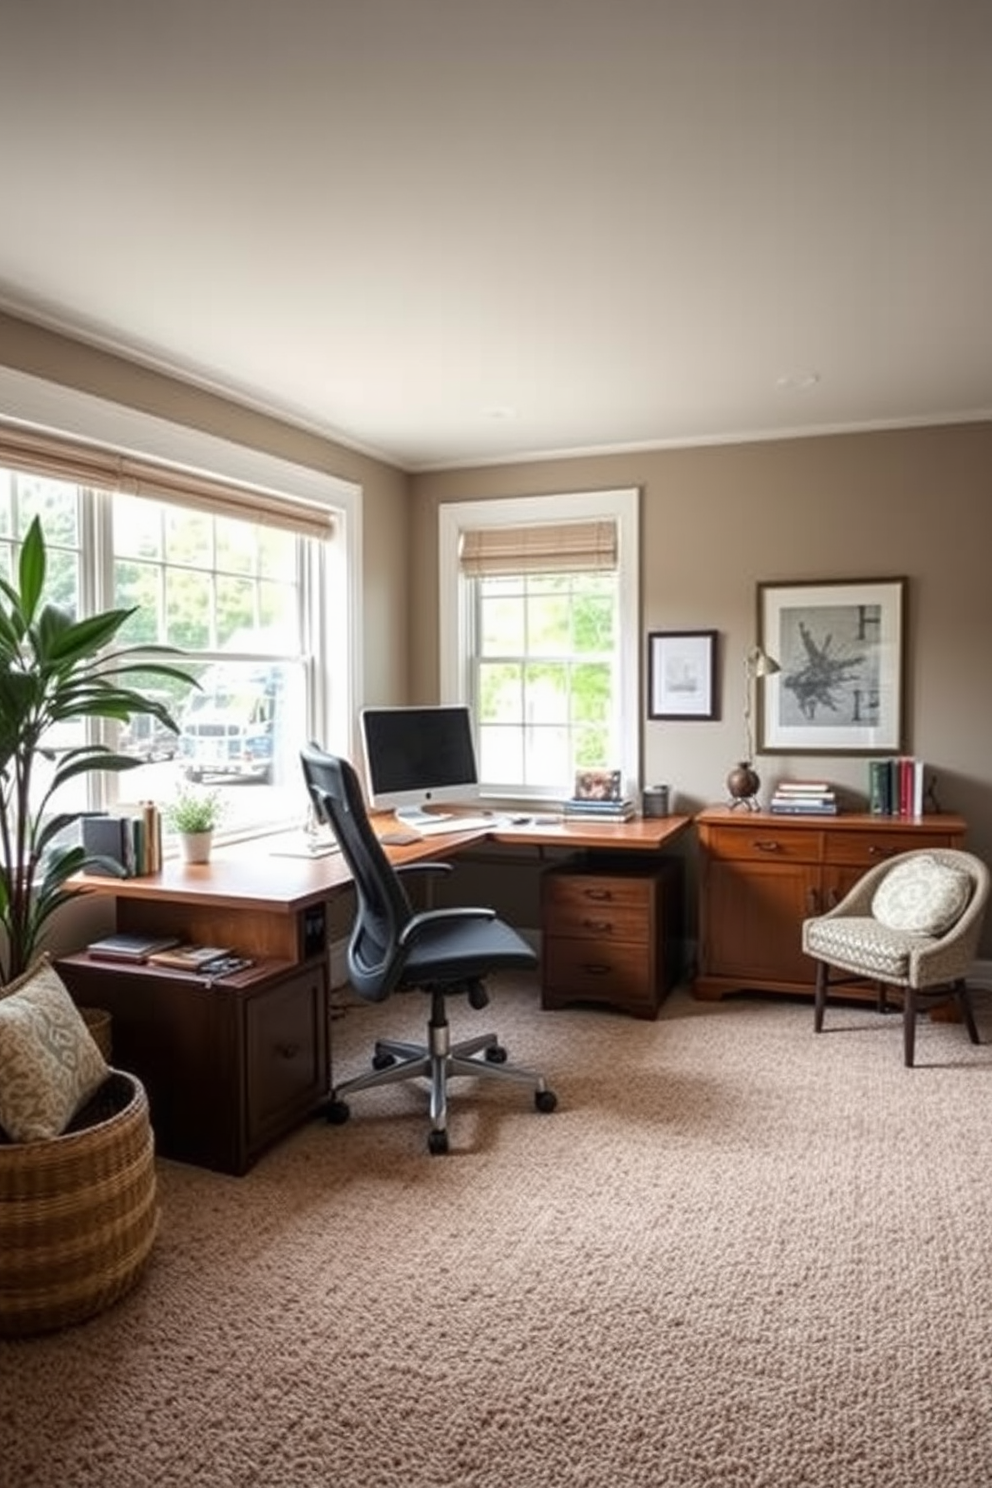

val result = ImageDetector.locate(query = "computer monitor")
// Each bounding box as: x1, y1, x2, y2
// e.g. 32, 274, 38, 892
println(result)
359, 705, 480, 816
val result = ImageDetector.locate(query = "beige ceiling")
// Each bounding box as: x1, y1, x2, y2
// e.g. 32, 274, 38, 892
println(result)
1, 0, 990, 471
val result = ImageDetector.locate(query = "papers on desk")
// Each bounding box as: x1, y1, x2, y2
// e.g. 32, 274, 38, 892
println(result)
268, 836, 341, 859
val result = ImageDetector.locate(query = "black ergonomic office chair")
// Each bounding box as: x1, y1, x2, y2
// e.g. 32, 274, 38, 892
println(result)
300, 744, 557, 1154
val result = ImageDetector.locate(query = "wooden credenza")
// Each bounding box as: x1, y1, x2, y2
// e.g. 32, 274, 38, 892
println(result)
693, 807, 967, 1001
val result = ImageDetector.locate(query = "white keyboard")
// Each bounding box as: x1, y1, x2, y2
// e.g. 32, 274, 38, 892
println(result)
407, 814, 502, 836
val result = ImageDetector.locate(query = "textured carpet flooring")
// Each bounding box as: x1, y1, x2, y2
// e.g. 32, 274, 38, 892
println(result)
4, 978, 992, 1487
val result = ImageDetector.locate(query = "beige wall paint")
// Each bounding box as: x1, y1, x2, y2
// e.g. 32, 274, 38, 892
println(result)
0, 312, 411, 709
3, 312, 989, 961
412, 422, 992, 952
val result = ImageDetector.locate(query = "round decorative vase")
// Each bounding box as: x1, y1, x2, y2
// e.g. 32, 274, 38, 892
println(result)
726, 761, 761, 809
179, 829, 213, 864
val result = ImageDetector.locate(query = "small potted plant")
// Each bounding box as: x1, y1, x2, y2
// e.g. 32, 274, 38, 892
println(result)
164, 786, 224, 863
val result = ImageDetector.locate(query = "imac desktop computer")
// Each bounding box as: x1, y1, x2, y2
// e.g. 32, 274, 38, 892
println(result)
359, 704, 486, 830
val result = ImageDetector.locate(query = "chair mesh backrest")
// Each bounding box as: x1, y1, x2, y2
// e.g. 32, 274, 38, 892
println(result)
300, 745, 413, 1002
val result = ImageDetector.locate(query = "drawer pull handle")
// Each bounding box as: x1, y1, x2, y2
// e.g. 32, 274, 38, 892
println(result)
867, 846, 894, 858
583, 889, 613, 902
582, 919, 612, 933
275, 1042, 300, 1059
806, 887, 819, 913
753, 840, 783, 852
582, 963, 612, 977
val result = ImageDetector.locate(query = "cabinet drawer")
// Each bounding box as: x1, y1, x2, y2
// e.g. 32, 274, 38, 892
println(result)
822, 829, 955, 868
543, 872, 654, 914
703, 825, 822, 864
543, 938, 654, 1005
245, 965, 328, 1151
542, 895, 648, 943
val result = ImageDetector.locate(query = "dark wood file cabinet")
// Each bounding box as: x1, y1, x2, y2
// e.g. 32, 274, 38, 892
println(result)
541, 857, 682, 1019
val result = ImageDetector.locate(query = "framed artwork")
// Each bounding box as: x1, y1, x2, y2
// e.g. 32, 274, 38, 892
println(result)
757, 578, 906, 754
647, 630, 718, 720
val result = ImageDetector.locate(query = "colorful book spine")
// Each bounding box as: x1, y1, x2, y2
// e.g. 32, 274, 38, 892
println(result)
868, 758, 926, 817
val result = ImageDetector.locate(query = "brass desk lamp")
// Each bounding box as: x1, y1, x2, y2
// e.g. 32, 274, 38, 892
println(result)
727, 645, 780, 810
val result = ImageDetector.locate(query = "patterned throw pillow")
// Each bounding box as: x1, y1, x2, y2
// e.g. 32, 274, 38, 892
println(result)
0, 954, 110, 1142
872, 855, 973, 936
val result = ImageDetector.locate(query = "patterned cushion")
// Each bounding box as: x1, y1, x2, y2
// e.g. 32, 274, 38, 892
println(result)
0, 954, 110, 1142
871, 856, 972, 935
803, 915, 929, 981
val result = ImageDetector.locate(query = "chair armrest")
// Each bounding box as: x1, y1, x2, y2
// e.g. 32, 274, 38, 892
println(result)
908, 886, 988, 982
399, 905, 498, 947
395, 860, 453, 880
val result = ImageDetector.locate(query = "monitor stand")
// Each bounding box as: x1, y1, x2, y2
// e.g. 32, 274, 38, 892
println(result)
395, 805, 453, 825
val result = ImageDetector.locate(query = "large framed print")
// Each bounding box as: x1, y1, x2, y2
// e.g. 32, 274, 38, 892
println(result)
647, 630, 718, 720
757, 578, 906, 754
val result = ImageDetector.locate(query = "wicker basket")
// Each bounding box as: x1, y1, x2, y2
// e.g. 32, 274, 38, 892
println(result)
0, 1069, 159, 1337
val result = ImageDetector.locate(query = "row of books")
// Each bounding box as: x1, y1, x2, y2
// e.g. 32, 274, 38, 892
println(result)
768, 780, 838, 815
86, 931, 253, 976
869, 757, 927, 817
81, 803, 163, 877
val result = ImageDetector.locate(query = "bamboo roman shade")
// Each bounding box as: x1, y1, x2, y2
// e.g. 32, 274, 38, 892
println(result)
458, 519, 618, 577
0, 423, 335, 540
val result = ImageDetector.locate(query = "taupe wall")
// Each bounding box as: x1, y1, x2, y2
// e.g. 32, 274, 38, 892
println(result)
0, 312, 412, 710
411, 423, 992, 953
3, 313, 990, 958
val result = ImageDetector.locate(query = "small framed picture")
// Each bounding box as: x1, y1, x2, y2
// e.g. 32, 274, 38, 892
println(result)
757, 577, 906, 754
647, 630, 718, 720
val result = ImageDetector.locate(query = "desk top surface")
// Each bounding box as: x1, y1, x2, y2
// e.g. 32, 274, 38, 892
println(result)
75, 812, 693, 914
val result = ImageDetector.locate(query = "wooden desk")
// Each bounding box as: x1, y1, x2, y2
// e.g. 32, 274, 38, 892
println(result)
58, 813, 691, 1173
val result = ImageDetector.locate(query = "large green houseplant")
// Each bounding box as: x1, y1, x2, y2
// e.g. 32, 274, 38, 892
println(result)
0, 516, 195, 985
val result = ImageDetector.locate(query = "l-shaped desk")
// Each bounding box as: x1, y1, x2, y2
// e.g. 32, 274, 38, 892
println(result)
58, 811, 692, 1173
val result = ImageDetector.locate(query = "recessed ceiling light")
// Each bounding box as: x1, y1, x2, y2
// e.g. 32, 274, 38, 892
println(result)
775, 371, 821, 391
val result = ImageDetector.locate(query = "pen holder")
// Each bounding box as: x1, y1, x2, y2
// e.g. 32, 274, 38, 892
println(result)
642, 785, 671, 818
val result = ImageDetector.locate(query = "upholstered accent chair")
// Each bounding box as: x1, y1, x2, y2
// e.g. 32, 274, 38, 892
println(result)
802, 848, 989, 1067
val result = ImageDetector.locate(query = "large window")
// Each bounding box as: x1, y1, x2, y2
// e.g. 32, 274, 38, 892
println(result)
0, 390, 358, 848
439, 490, 640, 803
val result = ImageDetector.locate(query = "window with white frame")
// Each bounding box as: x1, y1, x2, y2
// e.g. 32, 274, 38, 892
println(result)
0, 403, 358, 847
438, 489, 640, 803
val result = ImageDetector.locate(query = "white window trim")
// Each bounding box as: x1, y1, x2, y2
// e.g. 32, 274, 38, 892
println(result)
438, 487, 640, 800
0, 365, 362, 758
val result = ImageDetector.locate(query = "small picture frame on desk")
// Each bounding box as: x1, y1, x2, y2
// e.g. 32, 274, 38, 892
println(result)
647, 630, 718, 720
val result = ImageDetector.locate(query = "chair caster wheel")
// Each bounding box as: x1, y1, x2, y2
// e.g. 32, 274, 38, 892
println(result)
428, 1129, 450, 1155
535, 1089, 558, 1113
372, 1050, 396, 1069
326, 1100, 351, 1125
485, 1044, 508, 1063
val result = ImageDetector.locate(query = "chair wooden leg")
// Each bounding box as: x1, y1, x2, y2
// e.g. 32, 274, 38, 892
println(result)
903, 988, 917, 1067
814, 961, 827, 1033
956, 978, 981, 1046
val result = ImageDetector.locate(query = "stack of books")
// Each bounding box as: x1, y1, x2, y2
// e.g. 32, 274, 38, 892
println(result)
563, 767, 635, 821
768, 780, 839, 815
87, 932, 181, 963
563, 795, 636, 822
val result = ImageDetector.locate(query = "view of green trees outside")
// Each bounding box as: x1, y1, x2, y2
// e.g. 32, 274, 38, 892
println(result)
475, 571, 617, 789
